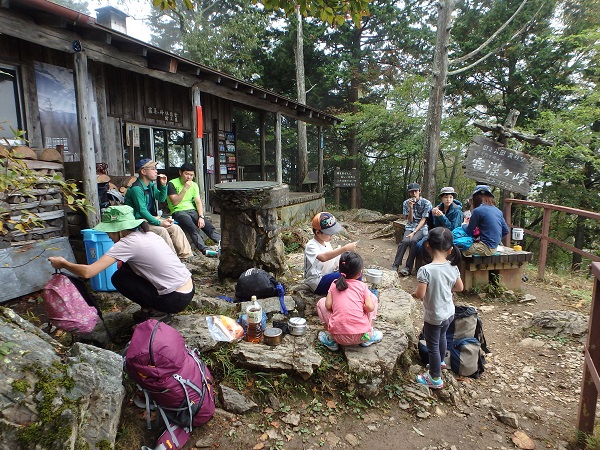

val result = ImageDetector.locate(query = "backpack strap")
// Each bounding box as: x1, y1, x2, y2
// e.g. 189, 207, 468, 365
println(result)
275, 282, 287, 315
156, 405, 182, 448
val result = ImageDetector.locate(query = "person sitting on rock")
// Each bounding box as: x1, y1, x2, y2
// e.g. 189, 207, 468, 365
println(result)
166, 163, 221, 255
304, 212, 358, 295
124, 158, 192, 259
49, 205, 194, 322
316, 251, 382, 351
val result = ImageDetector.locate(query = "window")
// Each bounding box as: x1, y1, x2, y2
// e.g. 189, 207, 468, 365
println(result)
0, 66, 24, 143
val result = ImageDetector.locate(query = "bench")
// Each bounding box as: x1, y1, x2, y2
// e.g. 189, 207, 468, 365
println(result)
393, 219, 533, 291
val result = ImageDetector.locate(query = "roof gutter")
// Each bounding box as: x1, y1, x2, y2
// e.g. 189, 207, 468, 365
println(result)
14, 0, 95, 26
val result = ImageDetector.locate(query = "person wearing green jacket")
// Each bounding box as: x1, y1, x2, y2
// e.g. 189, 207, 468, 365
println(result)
124, 158, 192, 259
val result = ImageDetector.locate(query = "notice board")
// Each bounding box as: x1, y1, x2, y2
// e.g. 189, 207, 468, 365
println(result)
334, 169, 358, 188
464, 135, 543, 195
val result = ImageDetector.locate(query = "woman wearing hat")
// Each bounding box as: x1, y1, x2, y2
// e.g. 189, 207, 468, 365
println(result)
49, 205, 194, 320
430, 187, 464, 230
461, 185, 509, 256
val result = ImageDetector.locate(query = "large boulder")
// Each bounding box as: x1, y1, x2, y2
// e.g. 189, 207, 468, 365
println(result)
0, 307, 125, 449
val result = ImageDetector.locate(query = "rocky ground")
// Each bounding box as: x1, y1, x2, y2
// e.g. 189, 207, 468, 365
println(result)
5, 210, 595, 450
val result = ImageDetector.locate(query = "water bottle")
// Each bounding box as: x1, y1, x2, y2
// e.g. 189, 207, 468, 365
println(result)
246, 296, 263, 343
204, 249, 218, 257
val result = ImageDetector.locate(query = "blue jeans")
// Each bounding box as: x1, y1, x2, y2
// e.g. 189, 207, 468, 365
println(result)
423, 315, 454, 378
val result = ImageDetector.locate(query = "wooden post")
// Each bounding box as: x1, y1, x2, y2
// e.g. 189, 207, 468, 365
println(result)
577, 262, 600, 436
129, 129, 135, 176
504, 201, 512, 247
260, 112, 266, 181
73, 51, 100, 227
335, 166, 340, 209
421, 0, 455, 202
317, 126, 324, 193
538, 207, 551, 279
191, 86, 206, 205
275, 112, 282, 184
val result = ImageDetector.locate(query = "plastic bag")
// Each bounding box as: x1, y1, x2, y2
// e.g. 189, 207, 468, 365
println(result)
206, 315, 244, 342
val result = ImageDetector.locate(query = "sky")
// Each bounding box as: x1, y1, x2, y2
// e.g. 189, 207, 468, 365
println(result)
85, 0, 153, 43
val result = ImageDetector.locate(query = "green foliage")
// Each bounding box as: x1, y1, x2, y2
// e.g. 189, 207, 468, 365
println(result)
0, 143, 93, 238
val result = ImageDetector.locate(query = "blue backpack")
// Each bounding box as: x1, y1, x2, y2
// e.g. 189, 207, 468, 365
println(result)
452, 227, 474, 250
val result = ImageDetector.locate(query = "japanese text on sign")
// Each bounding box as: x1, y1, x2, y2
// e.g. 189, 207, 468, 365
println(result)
334, 169, 358, 188
464, 135, 543, 196
145, 106, 180, 123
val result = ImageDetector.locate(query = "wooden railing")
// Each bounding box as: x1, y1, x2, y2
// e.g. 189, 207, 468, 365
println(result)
503, 199, 600, 278
576, 262, 600, 443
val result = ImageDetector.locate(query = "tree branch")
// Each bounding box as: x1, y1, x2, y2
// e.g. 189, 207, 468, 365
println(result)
449, 0, 529, 66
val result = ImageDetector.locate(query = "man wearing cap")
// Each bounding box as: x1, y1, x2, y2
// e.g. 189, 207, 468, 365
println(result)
462, 185, 508, 256
304, 212, 358, 295
166, 162, 221, 255
124, 158, 193, 259
392, 182, 432, 276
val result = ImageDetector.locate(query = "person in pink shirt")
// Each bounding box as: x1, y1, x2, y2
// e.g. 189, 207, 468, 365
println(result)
316, 251, 383, 351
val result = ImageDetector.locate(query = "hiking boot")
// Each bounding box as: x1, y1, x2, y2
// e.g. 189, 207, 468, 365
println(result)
399, 267, 411, 276
416, 371, 444, 389
318, 331, 339, 351
360, 328, 383, 347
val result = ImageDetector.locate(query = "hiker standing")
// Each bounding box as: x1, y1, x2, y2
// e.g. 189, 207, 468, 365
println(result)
392, 182, 432, 276
166, 162, 221, 255
124, 158, 193, 259
316, 251, 382, 351
304, 212, 358, 295
413, 227, 464, 389
461, 185, 509, 256
49, 205, 194, 321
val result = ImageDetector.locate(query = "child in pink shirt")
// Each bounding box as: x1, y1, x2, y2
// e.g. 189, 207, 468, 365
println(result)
316, 251, 383, 351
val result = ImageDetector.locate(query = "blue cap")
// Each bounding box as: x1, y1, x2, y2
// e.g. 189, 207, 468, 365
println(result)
471, 185, 494, 198
135, 158, 156, 172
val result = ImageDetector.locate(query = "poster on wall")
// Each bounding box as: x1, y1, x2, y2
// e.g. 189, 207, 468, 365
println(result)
34, 62, 81, 162
206, 155, 215, 174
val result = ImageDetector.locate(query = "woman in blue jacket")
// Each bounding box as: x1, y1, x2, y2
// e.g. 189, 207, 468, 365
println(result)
430, 186, 464, 230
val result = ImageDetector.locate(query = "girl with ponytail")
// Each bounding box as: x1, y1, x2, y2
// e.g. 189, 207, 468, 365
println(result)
316, 251, 383, 351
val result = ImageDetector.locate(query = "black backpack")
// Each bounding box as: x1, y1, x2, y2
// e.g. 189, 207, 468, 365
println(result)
234, 268, 288, 314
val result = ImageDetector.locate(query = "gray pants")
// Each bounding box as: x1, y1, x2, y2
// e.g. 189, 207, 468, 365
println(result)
172, 210, 221, 251
393, 228, 424, 270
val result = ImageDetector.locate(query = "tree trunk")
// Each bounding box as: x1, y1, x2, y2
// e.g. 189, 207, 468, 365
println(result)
295, 7, 308, 191
422, 0, 455, 202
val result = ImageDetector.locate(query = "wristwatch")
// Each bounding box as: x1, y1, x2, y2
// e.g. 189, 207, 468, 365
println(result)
199, 215, 204, 219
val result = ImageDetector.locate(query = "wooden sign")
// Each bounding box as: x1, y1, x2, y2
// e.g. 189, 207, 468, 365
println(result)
464, 136, 543, 195
144, 106, 180, 123
334, 169, 358, 188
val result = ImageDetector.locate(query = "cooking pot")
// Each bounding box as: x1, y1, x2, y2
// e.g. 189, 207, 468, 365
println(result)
288, 317, 307, 336
263, 327, 283, 346
364, 268, 383, 285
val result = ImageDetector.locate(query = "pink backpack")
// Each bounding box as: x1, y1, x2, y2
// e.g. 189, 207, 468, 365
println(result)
41, 271, 100, 334
125, 319, 215, 450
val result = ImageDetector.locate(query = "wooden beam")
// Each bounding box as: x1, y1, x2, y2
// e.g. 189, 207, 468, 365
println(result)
147, 54, 178, 73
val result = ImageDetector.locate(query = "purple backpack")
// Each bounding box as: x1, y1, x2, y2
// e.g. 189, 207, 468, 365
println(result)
41, 271, 100, 334
125, 319, 215, 450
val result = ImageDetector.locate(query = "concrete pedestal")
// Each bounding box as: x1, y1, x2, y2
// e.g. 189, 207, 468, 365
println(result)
213, 181, 288, 279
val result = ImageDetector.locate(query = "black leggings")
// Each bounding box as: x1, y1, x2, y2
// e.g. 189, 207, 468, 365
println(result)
111, 262, 194, 313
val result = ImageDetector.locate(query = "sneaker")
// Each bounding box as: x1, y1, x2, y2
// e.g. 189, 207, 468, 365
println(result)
360, 328, 383, 347
416, 371, 444, 389
399, 267, 411, 276
318, 331, 339, 351
426, 360, 448, 371
391, 264, 399, 271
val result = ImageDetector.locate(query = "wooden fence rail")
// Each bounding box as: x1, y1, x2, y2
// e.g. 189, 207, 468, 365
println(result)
503, 199, 600, 279
576, 262, 600, 443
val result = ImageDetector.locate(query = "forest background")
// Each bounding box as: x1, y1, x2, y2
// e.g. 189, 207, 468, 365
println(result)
58, 0, 599, 271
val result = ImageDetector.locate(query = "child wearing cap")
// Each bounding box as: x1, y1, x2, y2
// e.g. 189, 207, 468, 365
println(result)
392, 183, 432, 276
304, 212, 358, 295
461, 185, 509, 256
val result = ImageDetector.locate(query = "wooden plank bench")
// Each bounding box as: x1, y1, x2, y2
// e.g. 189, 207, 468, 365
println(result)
459, 246, 533, 291
394, 218, 533, 291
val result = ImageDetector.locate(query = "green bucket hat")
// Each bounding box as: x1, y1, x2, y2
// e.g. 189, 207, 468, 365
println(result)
94, 205, 145, 233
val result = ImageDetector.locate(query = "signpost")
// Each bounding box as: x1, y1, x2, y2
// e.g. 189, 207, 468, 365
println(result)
464, 135, 543, 196
334, 168, 359, 209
